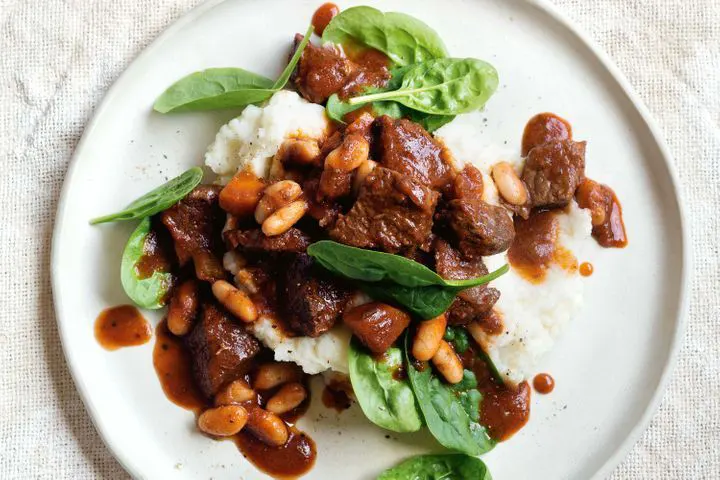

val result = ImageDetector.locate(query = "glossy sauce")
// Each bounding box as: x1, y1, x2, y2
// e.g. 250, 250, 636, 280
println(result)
507, 210, 577, 283
234, 429, 316, 478
521, 112, 572, 156
312, 3, 339, 36
575, 178, 628, 248
134, 228, 173, 279
322, 384, 353, 412
95, 305, 152, 351
579, 262, 594, 277
152, 320, 206, 411
533, 373, 555, 394
338, 40, 392, 99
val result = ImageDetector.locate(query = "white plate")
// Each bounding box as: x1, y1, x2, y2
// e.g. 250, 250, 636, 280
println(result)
51, 0, 689, 478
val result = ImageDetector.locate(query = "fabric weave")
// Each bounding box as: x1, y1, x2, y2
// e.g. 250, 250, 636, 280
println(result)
1, 0, 718, 478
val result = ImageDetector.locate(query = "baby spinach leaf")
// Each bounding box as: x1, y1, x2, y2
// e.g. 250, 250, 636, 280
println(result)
349, 340, 423, 433
360, 283, 456, 320
348, 58, 499, 115
321, 6, 448, 67
90, 167, 203, 225
325, 93, 364, 123
377, 454, 492, 480
154, 25, 313, 113
153, 68, 275, 113
445, 326, 470, 354
121, 217, 173, 309
405, 339, 490, 456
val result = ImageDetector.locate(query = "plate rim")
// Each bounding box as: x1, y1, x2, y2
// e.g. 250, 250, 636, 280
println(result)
50, 0, 690, 478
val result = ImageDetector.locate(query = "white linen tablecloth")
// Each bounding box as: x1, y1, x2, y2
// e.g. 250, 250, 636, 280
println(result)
1, 0, 718, 478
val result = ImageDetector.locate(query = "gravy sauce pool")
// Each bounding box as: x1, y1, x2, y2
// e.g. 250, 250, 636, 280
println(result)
95, 305, 152, 350
234, 429, 316, 478
576, 178, 628, 248
507, 210, 577, 283
312, 3, 339, 36
134, 228, 174, 279
521, 112, 572, 156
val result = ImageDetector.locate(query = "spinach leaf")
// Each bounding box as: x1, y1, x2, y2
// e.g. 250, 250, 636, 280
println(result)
348, 340, 422, 433
90, 167, 203, 225
154, 25, 313, 113
360, 282, 456, 320
121, 217, 173, 309
153, 68, 275, 113
405, 337, 495, 456
377, 454, 492, 480
308, 241, 507, 289
348, 58, 499, 115
445, 326, 470, 354
325, 93, 364, 123
321, 6, 448, 67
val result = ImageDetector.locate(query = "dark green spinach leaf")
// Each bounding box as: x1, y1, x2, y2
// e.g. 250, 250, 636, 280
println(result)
90, 167, 203, 224
321, 6, 448, 66
121, 217, 173, 309
360, 282, 456, 320
348, 58, 499, 115
348, 340, 422, 433
272, 24, 313, 90
377, 454, 492, 480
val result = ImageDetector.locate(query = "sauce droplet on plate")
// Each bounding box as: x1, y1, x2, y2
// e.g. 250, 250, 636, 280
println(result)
533, 373, 555, 394
322, 384, 353, 412
579, 262, 594, 277
95, 305, 152, 351
312, 3, 340, 36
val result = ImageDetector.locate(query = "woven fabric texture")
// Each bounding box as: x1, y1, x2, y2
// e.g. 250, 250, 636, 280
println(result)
1, 0, 718, 478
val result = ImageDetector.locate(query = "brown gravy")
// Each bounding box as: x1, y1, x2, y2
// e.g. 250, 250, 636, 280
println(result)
312, 3, 339, 36
507, 210, 577, 283
234, 429, 316, 478
576, 178, 628, 248
521, 112, 572, 156
152, 320, 206, 411
95, 305, 152, 351
339, 43, 392, 100
322, 385, 353, 412
134, 228, 173, 280
533, 373, 555, 394
579, 262, 594, 277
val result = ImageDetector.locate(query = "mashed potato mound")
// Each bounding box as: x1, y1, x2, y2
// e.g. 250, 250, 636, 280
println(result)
205, 90, 328, 182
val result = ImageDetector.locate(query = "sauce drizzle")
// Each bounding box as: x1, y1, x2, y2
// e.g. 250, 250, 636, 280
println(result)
575, 178, 628, 248
312, 3, 340, 36
95, 305, 152, 351
533, 373, 555, 394
234, 428, 316, 478
579, 262, 594, 277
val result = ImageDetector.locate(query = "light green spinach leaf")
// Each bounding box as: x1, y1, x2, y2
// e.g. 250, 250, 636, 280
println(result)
377, 454, 492, 480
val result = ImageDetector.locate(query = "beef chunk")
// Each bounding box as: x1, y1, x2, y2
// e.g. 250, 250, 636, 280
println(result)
451, 164, 485, 200
343, 302, 411, 354
330, 167, 439, 253
375, 116, 454, 191
161, 185, 225, 281
522, 140, 586, 208
434, 239, 500, 325
225, 228, 311, 253
292, 36, 354, 104
319, 167, 353, 200
283, 254, 351, 337
186, 303, 261, 398
303, 178, 341, 228
444, 199, 515, 257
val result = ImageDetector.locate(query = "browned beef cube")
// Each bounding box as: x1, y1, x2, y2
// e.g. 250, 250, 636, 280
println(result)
451, 165, 485, 200
434, 239, 500, 325
292, 35, 355, 104
303, 177, 342, 228
283, 254, 351, 337
444, 199, 515, 258
225, 228, 311, 253
343, 302, 411, 354
522, 140, 586, 208
186, 303, 261, 399
319, 166, 353, 200
161, 185, 225, 282
375, 116, 454, 191
330, 167, 439, 253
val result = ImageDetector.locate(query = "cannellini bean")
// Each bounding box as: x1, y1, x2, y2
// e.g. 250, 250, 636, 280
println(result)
325, 134, 370, 172
211, 280, 258, 323
277, 138, 322, 166
167, 280, 199, 336
197, 405, 248, 437
266, 382, 307, 414
492, 162, 528, 206
245, 405, 289, 446
261, 200, 308, 237
412, 314, 447, 361
353, 159, 378, 195
254, 362, 303, 390
432, 340, 464, 384
254, 180, 303, 223
234, 268, 258, 294
215, 379, 256, 406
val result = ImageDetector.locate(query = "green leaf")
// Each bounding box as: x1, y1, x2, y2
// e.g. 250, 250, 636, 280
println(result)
89, 167, 203, 225
120, 217, 173, 309
348, 58, 499, 115
349, 340, 423, 433
446, 327, 470, 354
153, 68, 275, 113
377, 454, 492, 480
321, 6, 448, 67
272, 24, 314, 90
405, 338, 494, 456
360, 283, 456, 320
326, 93, 365, 123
